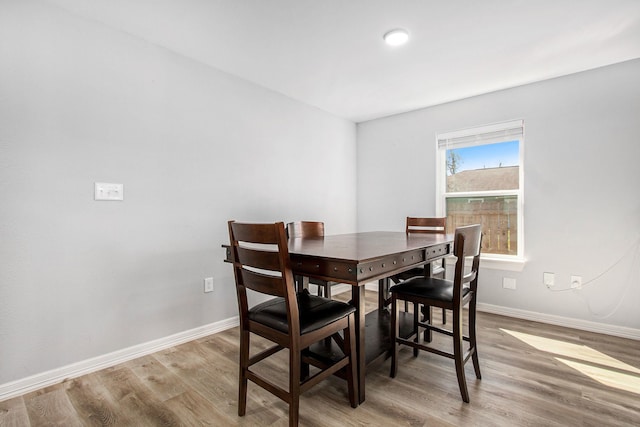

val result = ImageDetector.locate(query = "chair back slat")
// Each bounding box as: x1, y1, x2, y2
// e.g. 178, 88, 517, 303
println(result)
233, 222, 282, 244
287, 221, 325, 238
452, 224, 483, 297
228, 220, 297, 305
235, 246, 282, 272
406, 217, 447, 234
455, 224, 482, 258
460, 270, 477, 286
238, 269, 286, 297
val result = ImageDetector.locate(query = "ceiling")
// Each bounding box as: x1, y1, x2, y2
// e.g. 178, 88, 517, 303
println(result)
49, 0, 640, 123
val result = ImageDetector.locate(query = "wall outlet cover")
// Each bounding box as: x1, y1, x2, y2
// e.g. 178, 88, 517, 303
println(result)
570, 275, 582, 289
95, 182, 124, 201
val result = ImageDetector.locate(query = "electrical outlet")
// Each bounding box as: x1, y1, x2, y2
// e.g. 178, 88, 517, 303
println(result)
503, 277, 516, 290
204, 277, 214, 293
543, 272, 555, 288
95, 182, 124, 201
570, 275, 582, 290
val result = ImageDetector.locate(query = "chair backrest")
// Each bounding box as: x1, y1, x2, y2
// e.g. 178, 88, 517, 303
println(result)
228, 221, 300, 334
451, 224, 483, 298
286, 221, 325, 238
406, 217, 446, 235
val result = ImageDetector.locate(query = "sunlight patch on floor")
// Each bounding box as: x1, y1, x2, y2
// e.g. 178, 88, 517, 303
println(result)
556, 357, 640, 394
501, 328, 640, 394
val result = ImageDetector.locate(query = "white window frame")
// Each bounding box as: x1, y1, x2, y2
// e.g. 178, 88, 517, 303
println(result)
435, 119, 525, 269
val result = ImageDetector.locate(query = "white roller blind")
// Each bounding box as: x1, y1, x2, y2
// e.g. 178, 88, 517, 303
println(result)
438, 119, 524, 149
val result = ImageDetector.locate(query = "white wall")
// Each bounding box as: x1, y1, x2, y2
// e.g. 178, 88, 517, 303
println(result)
357, 59, 640, 331
0, 0, 356, 385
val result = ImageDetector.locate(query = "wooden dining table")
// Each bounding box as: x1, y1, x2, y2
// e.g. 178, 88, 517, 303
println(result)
288, 231, 452, 403
225, 230, 453, 404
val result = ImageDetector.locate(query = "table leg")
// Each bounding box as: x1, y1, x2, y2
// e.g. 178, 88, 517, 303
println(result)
423, 263, 433, 341
352, 284, 366, 404
378, 277, 391, 311
297, 275, 310, 292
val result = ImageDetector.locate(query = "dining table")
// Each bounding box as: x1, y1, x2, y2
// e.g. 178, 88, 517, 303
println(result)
225, 230, 453, 404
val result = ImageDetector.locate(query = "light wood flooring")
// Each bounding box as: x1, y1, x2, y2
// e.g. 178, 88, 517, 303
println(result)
1, 291, 639, 426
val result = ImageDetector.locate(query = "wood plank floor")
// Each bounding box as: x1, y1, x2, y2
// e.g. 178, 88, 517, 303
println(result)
2, 291, 639, 426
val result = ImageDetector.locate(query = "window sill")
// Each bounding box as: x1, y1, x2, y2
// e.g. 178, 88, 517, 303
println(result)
445, 256, 525, 272
480, 256, 525, 271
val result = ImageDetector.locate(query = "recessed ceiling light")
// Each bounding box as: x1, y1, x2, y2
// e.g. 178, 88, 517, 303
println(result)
383, 29, 409, 46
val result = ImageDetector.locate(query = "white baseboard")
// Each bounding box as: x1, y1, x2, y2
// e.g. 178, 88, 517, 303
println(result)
3, 299, 637, 403
0, 316, 239, 402
477, 303, 640, 341
339, 284, 640, 340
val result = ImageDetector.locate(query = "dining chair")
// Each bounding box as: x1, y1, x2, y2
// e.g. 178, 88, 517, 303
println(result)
286, 221, 338, 299
228, 221, 358, 426
389, 224, 482, 403
389, 217, 448, 324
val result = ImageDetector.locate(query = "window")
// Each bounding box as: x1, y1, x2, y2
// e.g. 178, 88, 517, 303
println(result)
436, 120, 524, 260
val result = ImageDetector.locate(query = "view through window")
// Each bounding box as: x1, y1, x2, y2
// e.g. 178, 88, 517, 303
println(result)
437, 120, 523, 258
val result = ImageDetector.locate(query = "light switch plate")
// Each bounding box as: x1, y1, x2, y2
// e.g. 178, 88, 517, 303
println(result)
503, 277, 516, 290
204, 277, 214, 293
95, 182, 124, 201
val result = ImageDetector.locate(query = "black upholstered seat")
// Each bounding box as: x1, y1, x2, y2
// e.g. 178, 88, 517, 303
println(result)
389, 278, 470, 302
249, 290, 356, 334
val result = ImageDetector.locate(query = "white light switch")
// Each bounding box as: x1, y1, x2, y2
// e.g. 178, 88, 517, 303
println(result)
503, 277, 516, 290
95, 182, 124, 201
204, 277, 214, 293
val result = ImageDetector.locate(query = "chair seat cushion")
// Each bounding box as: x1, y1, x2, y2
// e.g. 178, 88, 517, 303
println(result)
390, 277, 470, 302
248, 290, 355, 335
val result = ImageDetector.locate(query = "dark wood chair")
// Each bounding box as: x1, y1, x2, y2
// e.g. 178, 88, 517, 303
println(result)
286, 221, 338, 299
389, 217, 448, 323
389, 224, 482, 403
228, 221, 358, 426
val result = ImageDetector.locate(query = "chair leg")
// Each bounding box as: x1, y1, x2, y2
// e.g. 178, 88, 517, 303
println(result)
469, 297, 482, 379
442, 308, 447, 325
301, 355, 310, 380
390, 295, 399, 378
289, 348, 301, 426
422, 305, 433, 342
452, 308, 470, 403
412, 302, 419, 357
238, 329, 249, 416
345, 313, 359, 408
389, 277, 409, 312
323, 283, 333, 345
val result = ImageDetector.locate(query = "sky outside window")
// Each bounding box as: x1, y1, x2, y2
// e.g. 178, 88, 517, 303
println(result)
447, 140, 519, 174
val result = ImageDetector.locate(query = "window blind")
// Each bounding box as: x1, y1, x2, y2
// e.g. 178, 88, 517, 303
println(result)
437, 119, 524, 149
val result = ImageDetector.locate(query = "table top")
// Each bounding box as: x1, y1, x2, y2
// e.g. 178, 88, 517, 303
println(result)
288, 231, 453, 263
287, 231, 453, 284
